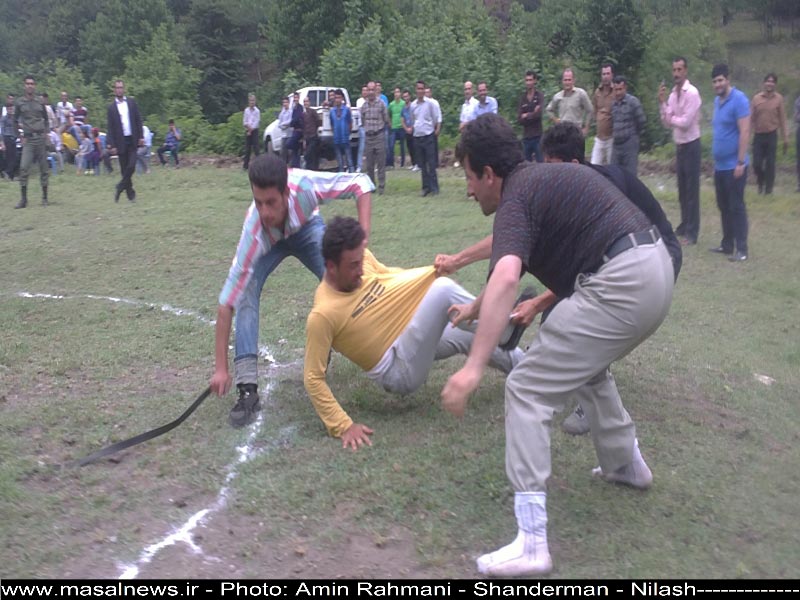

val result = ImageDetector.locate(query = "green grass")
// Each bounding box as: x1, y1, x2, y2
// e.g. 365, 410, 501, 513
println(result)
1, 161, 799, 578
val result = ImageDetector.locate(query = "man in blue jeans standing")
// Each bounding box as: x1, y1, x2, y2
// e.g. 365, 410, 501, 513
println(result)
210, 154, 374, 427
709, 64, 750, 262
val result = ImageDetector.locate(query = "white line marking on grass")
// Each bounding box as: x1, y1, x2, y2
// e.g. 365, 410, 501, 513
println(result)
13, 291, 296, 577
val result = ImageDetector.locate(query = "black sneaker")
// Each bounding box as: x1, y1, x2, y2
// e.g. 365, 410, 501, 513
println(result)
500, 286, 538, 351
229, 384, 261, 428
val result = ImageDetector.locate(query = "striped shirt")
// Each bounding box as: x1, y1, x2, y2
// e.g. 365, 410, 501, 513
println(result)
361, 98, 389, 134
219, 169, 375, 309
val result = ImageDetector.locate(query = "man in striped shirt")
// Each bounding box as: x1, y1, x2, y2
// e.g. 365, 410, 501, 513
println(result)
210, 154, 374, 427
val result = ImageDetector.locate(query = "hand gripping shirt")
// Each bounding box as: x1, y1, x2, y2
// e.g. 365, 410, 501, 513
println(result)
218, 169, 375, 310
304, 250, 437, 436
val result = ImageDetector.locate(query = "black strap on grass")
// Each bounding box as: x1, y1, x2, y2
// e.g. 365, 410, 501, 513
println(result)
72, 386, 211, 467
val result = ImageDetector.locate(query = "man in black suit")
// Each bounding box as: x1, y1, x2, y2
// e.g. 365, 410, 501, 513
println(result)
106, 79, 144, 202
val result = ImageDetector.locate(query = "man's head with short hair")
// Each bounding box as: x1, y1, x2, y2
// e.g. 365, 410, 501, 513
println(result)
334, 89, 344, 106
415, 80, 425, 100
75, 96, 83, 108
672, 57, 688, 87
6, 94, 14, 106
464, 81, 474, 100
763, 72, 777, 93
114, 80, 125, 99
60, 91, 68, 102
456, 114, 524, 215
402, 89, 411, 103
393, 86, 401, 100
282, 96, 290, 108
612, 75, 628, 101
322, 216, 366, 292
525, 71, 537, 91
562, 69, 575, 91
248, 93, 256, 107
24, 76, 36, 96
366, 81, 376, 101
424, 86, 432, 98
477, 81, 488, 103
361, 86, 368, 98
248, 154, 290, 230
600, 64, 614, 86
168, 119, 175, 125
41, 92, 49, 100
541, 122, 585, 164
711, 64, 731, 97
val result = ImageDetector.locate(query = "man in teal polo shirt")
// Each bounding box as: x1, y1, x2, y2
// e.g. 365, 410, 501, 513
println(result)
709, 64, 750, 262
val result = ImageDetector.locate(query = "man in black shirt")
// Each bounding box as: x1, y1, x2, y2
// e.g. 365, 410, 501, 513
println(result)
440, 114, 674, 577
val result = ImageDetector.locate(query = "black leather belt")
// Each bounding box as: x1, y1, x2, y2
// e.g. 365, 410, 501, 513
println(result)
603, 227, 660, 263
365, 130, 383, 136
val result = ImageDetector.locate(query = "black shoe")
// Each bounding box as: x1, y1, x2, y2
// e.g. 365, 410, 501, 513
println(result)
500, 286, 538, 351
728, 251, 748, 262
229, 384, 261, 428
114, 187, 122, 203
127, 189, 136, 202
420, 189, 429, 197
708, 246, 733, 255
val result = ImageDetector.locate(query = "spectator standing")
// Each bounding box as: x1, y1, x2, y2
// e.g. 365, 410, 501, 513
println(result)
302, 96, 321, 170
610, 76, 646, 176
401, 89, 417, 171
242, 93, 261, 170
591, 64, 615, 165
795, 93, 800, 192
750, 73, 788, 194
460, 81, 479, 132
277, 96, 292, 161
710, 64, 750, 262
410, 80, 440, 196
473, 82, 499, 119
361, 81, 390, 194
287, 92, 304, 168
546, 69, 593, 136
517, 71, 545, 163
659, 57, 702, 245
329, 89, 352, 173
157, 119, 182, 168
55, 91, 73, 131
355, 85, 367, 172
14, 75, 50, 208
106, 79, 144, 203
387, 87, 406, 168
1, 103, 17, 180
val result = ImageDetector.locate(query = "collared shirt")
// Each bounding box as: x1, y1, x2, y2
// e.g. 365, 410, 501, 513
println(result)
115, 97, 132, 136
593, 85, 614, 139
164, 127, 181, 148
329, 105, 352, 145
14, 94, 49, 136
0, 112, 14, 137
243, 106, 260, 130
611, 93, 646, 143
278, 106, 292, 137
410, 98, 438, 136
361, 98, 389, 134
49, 130, 62, 151
518, 89, 544, 138
474, 96, 499, 118
712, 86, 750, 171
489, 162, 650, 299
660, 79, 702, 144
546, 87, 593, 125
219, 169, 375, 310
72, 107, 87, 127
460, 97, 478, 124
303, 108, 321, 138
45, 105, 56, 131
143, 125, 153, 147
750, 91, 787, 137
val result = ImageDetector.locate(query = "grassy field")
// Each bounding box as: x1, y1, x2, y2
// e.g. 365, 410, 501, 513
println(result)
1, 160, 798, 579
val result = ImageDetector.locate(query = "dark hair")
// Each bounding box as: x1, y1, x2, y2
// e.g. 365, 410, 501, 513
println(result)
24, 75, 35, 82
322, 217, 366, 265
525, 70, 537, 79
601, 63, 615, 74
764, 72, 777, 83
75, 96, 82, 101
456, 114, 524, 178
612, 75, 627, 86
541, 122, 585, 164
673, 57, 688, 69
168, 119, 175, 125
41, 92, 49, 99
711, 63, 729, 79
402, 89, 410, 95
248, 154, 288, 192
334, 88, 344, 98
416, 80, 426, 88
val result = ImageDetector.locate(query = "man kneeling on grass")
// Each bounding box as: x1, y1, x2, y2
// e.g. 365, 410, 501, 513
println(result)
304, 216, 528, 450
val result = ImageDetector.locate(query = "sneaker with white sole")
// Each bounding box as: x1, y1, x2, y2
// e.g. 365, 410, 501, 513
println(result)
592, 439, 653, 489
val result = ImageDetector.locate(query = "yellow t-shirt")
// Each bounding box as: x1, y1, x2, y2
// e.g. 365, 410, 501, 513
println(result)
304, 249, 436, 436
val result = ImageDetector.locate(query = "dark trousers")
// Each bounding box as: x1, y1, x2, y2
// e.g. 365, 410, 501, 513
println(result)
243, 128, 260, 169
611, 136, 640, 177
304, 136, 320, 170
796, 128, 800, 189
3, 136, 17, 178
714, 167, 748, 255
523, 136, 542, 163
286, 131, 302, 168
117, 136, 138, 197
388, 127, 406, 167
675, 138, 701, 242
415, 134, 438, 193
752, 131, 777, 193
157, 144, 179, 165
406, 134, 416, 167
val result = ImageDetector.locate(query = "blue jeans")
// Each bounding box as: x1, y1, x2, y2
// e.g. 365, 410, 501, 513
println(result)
713, 167, 748, 255
388, 127, 406, 167
334, 143, 350, 172
523, 136, 542, 163
356, 127, 365, 171
234, 215, 326, 383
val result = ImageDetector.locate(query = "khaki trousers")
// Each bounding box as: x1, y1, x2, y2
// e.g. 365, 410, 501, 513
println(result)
504, 240, 674, 492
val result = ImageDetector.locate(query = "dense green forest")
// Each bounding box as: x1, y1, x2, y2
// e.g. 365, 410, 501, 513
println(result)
1, 0, 797, 153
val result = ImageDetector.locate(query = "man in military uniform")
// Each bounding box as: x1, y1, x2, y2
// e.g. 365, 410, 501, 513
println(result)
14, 75, 50, 209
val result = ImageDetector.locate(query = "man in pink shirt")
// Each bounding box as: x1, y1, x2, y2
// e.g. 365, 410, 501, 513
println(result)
659, 57, 703, 245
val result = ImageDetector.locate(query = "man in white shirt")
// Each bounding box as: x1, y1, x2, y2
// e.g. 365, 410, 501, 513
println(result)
459, 81, 479, 132
106, 79, 144, 203
56, 91, 74, 131
242, 93, 261, 170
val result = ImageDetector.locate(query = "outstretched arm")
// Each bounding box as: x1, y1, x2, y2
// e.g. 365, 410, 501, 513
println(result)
435, 234, 493, 275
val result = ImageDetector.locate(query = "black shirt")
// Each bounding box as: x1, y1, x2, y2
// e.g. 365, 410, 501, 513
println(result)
490, 162, 651, 297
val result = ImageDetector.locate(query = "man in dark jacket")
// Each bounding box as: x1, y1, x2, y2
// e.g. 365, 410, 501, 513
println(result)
106, 79, 144, 203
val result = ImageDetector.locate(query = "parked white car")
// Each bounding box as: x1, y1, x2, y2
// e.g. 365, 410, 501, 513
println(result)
263, 86, 361, 162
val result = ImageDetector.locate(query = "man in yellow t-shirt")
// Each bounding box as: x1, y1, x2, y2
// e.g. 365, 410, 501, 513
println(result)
305, 217, 524, 450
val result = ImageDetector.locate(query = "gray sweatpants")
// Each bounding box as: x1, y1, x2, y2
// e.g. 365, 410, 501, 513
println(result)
505, 239, 674, 492
377, 277, 519, 394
